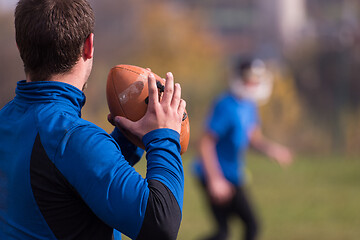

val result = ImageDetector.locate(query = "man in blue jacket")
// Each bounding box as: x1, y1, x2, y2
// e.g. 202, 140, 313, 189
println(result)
0, 0, 186, 239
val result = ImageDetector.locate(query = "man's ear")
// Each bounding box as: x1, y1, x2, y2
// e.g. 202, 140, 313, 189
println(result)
83, 33, 94, 59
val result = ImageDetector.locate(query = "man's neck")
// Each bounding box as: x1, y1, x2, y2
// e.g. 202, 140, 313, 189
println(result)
26, 60, 91, 91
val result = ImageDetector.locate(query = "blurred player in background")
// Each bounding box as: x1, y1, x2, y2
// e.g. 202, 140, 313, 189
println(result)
193, 58, 293, 240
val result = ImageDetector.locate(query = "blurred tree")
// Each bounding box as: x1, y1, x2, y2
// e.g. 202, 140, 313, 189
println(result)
258, 64, 333, 153
283, 0, 360, 154
287, 28, 360, 154
343, 107, 360, 155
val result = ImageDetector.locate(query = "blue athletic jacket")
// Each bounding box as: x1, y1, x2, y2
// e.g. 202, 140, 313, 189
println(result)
193, 92, 258, 186
0, 80, 184, 239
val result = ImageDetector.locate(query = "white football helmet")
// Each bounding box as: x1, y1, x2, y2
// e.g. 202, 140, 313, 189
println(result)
229, 59, 273, 105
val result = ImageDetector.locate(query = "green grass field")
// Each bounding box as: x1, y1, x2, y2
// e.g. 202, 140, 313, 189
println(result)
123, 153, 360, 240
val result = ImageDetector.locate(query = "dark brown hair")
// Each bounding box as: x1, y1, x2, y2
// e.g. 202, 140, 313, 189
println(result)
15, 0, 95, 81
234, 58, 252, 78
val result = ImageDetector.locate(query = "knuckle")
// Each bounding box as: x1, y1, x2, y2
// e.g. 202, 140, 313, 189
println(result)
165, 88, 173, 95
149, 87, 157, 94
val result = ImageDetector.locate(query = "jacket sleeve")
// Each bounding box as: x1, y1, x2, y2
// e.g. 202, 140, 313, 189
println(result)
110, 127, 144, 166
135, 129, 184, 240
55, 124, 184, 239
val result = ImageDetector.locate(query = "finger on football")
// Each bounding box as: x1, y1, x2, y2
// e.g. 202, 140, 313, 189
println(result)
162, 72, 174, 105
171, 83, 181, 108
178, 99, 186, 117
147, 73, 158, 107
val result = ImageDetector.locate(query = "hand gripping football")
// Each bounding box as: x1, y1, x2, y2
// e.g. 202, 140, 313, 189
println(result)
106, 64, 190, 155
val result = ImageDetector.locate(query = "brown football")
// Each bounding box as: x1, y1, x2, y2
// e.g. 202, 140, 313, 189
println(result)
106, 64, 190, 155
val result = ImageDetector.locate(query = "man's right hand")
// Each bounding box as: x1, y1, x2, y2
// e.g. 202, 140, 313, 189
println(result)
113, 72, 186, 144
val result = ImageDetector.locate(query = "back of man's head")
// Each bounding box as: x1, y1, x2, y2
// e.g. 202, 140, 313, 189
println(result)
15, 0, 95, 82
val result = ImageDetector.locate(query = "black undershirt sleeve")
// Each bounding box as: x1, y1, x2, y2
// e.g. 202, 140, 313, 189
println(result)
136, 179, 182, 240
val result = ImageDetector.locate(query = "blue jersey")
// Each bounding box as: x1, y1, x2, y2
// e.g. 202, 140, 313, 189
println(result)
194, 92, 258, 186
0, 80, 184, 239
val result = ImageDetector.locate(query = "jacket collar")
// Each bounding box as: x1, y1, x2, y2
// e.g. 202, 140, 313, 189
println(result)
14, 80, 86, 114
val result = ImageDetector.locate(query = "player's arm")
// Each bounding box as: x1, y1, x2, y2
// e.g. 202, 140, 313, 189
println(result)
109, 72, 185, 239
249, 126, 293, 167
59, 126, 183, 239
113, 72, 185, 239
199, 131, 235, 204
135, 128, 183, 240
110, 126, 144, 166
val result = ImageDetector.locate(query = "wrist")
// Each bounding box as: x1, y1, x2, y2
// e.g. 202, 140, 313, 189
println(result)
143, 128, 180, 152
